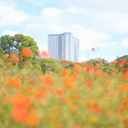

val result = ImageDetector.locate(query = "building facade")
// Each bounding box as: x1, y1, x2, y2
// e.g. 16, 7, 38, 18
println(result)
48, 32, 79, 62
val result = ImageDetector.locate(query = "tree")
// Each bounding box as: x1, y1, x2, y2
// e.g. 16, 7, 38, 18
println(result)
0, 34, 39, 57
85, 58, 108, 66
40, 58, 62, 74
115, 55, 128, 70
0, 35, 16, 55
115, 55, 128, 62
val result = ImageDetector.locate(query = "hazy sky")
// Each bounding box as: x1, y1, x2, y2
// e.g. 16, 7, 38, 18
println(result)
0, 0, 128, 62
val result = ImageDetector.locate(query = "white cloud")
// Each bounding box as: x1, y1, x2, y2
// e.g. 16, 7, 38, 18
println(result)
68, 24, 110, 50
117, 22, 128, 34
0, 1, 28, 27
42, 8, 62, 17
37, 43, 48, 52
3, 30, 18, 36
79, 56, 87, 62
66, 7, 87, 14
27, 0, 49, 6
122, 39, 128, 46
58, 0, 128, 13
3, 30, 29, 36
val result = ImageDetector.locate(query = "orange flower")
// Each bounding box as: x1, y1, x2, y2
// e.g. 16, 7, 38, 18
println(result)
27, 76, 34, 83
111, 61, 117, 64
68, 125, 79, 128
24, 61, 29, 66
54, 88, 64, 95
83, 126, 91, 128
6, 62, 13, 67
35, 90, 47, 105
86, 81, 93, 87
118, 84, 128, 93
61, 69, 69, 76
11, 92, 31, 122
12, 107, 29, 122
24, 112, 41, 126
11, 92, 41, 126
20, 48, 33, 58
40, 51, 50, 58
86, 66, 92, 73
95, 71, 102, 77
2, 55, 8, 60
118, 62, 124, 67
54, 108, 61, 114
10, 52, 20, 63
81, 62, 85, 67
63, 77, 76, 89
7, 77, 21, 88
124, 73, 128, 79
105, 80, 111, 86
5, 71, 10, 75
43, 75, 54, 86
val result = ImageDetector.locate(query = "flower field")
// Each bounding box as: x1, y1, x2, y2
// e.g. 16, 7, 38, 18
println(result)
0, 52, 128, 128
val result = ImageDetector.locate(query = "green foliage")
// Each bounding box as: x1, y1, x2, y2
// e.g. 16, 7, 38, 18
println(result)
40, 58, 62, 74
59, 60, 73, 69
85, 58, 108, 66
14, 34, 39, 57
115, 55, 128, 70
0, 34, 39, 57
0, 35, 16, 55
0, 47, 3, 58
115, 55, 128, 62
0, 58, 5, 68
102, 62, 117, 74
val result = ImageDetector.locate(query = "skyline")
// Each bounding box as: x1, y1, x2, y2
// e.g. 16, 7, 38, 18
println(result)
0, 0, 128, 62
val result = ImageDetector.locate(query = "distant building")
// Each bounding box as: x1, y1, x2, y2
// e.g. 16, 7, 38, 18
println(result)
48, 32, 79, 62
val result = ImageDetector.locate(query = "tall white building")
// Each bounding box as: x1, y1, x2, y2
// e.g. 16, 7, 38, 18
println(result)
48, 32, 79, 62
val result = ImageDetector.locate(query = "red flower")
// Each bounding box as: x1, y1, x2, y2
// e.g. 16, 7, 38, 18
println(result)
62, 60, 68, 63
121, 60, 127, 65
92, 48, 95, 51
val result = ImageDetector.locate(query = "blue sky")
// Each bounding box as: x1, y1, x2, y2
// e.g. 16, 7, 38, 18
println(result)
0, 0, 128, 62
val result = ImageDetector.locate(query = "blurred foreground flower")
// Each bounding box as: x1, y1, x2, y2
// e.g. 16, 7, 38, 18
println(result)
10, 52, 20, 63
2, 55, 8, 60
11, 92, 41, 126
24, 61, 29, 66
20, 48, 33, 58
40, 51, 50, 58
62, 60, 68, 63
6, 62, 13, 67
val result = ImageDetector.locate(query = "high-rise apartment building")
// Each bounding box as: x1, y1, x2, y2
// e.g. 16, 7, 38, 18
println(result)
48, 32, 79, 62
